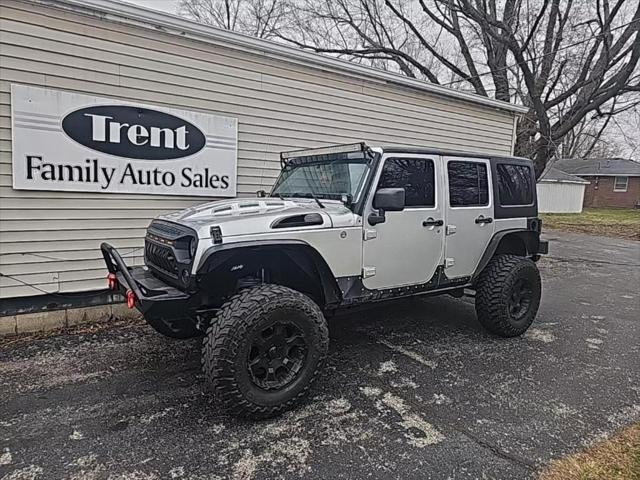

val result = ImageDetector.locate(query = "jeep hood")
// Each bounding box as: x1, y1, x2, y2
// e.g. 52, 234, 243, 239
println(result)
158, 197, 358, 238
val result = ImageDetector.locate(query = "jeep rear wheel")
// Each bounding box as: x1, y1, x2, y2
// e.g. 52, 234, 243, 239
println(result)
202, 284, 329, 419
475, 254, 541, 337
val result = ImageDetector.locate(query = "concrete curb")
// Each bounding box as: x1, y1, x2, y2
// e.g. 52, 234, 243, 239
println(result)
0, 304, 142, 337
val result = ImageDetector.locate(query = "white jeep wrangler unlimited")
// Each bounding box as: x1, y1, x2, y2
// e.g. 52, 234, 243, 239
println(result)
102, 143, 548, 418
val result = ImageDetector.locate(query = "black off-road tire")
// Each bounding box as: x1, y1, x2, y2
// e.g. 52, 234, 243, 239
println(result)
146, 317, 202, 339
475, 254, 541, 337
202, 284, 329, 419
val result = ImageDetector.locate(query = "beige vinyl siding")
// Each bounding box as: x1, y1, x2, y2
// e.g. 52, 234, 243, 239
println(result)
0, 0, 517, 299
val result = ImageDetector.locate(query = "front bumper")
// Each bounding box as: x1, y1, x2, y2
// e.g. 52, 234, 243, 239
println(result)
101, 242, 191, 322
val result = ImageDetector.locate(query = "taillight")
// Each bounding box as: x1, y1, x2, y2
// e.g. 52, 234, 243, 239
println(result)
107, 273, 117, 290
126, 289, 137, 309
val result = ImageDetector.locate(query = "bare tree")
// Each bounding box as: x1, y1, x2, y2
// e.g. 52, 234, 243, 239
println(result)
562, 113, 623, 159
179, 0, 289, 39
277, 0, 640, 176
561, 93, 640, 159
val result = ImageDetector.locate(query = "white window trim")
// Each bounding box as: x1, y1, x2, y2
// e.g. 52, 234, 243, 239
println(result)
613, 176, 629, 192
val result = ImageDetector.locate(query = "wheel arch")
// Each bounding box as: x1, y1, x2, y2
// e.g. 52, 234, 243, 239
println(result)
472, 229, 541, 281
196, 240, 342, 309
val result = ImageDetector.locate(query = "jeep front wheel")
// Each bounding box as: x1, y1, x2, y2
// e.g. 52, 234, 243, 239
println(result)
202, 284, 329, 419
475, 254, 541, 337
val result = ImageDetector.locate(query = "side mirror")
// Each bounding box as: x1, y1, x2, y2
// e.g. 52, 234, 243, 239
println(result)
256, 189, 267, 198
374, 188, 405, 211
369, 188, 405, 225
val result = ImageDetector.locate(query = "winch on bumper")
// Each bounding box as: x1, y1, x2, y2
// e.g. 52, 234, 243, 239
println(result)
101, 242, 192, 324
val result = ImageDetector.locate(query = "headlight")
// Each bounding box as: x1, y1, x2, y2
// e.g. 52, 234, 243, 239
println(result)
189, 237, 197, 258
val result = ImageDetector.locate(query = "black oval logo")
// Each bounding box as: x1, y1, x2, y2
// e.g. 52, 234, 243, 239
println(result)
62, 105, 206, 160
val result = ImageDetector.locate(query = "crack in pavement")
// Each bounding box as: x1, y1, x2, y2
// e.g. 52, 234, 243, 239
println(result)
545, 256, 640, 267
397, 390, 540, 472
448, 424, 538, 472
371, 337, 539, 473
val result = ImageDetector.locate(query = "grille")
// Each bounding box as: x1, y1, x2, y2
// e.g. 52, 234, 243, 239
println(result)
145, 239, 178, 276
148, 220, 188, 239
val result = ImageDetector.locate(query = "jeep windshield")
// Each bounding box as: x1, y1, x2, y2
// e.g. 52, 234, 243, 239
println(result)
271, 155, 372, 205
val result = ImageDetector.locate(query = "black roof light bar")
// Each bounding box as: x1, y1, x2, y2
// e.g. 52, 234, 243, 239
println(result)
280, 142, 370, 167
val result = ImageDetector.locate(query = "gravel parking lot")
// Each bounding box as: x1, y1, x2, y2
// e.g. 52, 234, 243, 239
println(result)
1, 231, 639, 480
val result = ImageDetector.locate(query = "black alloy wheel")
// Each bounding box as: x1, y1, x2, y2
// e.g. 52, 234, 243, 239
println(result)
508, 278, 533, 320
247, 320, 309, 390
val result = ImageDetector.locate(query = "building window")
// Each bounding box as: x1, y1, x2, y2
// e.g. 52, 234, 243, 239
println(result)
448, 161, 489, 207
378, 158, 435, 207
613, 176, 629, 192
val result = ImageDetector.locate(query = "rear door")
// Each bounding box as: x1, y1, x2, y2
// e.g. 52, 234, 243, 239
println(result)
443, 157, 495, 278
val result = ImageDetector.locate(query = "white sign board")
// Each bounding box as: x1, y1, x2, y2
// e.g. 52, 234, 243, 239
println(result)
11, 85, 237, 197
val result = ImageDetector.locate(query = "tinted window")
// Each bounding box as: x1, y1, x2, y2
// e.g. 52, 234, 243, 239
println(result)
448, 161, 489, 206
497, 164, 534, 205
378, 158, 435, 207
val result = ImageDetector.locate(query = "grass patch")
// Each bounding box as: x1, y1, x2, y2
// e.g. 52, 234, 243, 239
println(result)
539, 423, 640, 480
541, 208, 640, 240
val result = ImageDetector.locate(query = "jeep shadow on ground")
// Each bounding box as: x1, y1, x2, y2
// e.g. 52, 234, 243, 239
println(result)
130, 292, 487, 401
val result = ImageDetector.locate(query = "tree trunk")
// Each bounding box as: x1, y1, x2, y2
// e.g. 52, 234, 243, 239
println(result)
532, 138, 556, 179
514, 112, 553, 179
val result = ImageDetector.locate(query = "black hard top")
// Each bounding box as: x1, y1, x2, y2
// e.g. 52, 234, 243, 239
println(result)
380, 145, 531, 163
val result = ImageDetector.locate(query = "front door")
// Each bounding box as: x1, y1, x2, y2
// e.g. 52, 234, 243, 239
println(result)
362, 155, 445, 290
443, 157, 495, 278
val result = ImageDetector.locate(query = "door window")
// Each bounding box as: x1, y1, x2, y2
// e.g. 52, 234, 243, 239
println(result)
378, 158, 435, 207
448, 161, 489, 207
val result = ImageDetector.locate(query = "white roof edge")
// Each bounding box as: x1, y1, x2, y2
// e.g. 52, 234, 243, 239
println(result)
31, 0, 529, 115
539, 178, 590, 185
576, 173, 640, 177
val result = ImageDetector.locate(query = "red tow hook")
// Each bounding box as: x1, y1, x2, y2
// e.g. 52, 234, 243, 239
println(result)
107, 272, 117, 290
126, 289, 137, 309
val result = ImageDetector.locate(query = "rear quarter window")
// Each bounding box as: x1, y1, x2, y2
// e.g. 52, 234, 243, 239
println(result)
497, 164, 534, 206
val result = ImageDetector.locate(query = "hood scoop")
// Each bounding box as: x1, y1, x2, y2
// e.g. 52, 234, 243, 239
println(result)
209, 200, 287, 217
271, 213, 324, 229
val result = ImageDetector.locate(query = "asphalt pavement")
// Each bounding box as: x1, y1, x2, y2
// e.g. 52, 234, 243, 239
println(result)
1, 230, 639, 480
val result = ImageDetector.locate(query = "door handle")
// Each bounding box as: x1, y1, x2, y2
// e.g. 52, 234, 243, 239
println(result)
475, 216, 493, 224
423, 218, 444, 227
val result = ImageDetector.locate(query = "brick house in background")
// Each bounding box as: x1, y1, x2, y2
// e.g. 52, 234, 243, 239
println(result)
553, 157, 640, 208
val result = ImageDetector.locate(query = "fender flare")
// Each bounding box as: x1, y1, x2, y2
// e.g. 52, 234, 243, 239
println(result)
196, 239, 342, 308
472, 229, 542, 281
